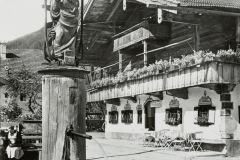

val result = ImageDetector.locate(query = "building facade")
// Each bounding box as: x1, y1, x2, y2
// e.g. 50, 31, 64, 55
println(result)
84, 0, 240, 153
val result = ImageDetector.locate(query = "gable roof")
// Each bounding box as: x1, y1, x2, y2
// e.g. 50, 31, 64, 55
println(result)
180, 0, 240, 9
0, 49, 47, 77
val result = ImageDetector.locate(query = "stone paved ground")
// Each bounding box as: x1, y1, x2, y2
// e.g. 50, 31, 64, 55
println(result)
86, 132, 240, 160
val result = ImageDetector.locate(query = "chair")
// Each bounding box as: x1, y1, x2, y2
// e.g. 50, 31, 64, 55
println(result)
165, 130, 180, 150
144, 135, 155, 147
133, 131, 152, 147
189, 132, 203, 151
154, 131, 167, 148
182, 133, 194, 151
171, 132, 185, 151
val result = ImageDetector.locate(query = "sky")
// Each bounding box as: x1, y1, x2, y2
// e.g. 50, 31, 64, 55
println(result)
0, 0, 45, 42
0, 0, 88, 42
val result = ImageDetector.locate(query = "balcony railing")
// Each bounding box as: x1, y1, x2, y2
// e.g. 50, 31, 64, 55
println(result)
87, 61, 240, 102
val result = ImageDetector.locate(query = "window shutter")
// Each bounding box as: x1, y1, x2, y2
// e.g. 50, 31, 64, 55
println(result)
129, 111, 133, 123
109, 112, 112, 123
165, 109, 170, 124
194, 107, 198, 124
208, 107, 215, 124
177, 108, 182, 124
121, 111, 125, 123
115, 112, 118, 124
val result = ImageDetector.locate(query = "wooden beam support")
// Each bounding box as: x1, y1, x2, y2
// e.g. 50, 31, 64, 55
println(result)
166, 88, 189, 99
143, 40, 148, 66
84, 23, 124, 33
88, 0, 122, 49
135, 0, 240, 17
119, 50, 123, 72
237, 17, 240, 52
200, 84, 236, 94
136, 38, 193, 56
145, 92, 163, 100
105, 98, 120, 106
122, 96, 137, 103
194, 25, 200, 51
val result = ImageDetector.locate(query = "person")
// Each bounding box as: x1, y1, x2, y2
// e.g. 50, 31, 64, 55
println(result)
5, 126, 24, 160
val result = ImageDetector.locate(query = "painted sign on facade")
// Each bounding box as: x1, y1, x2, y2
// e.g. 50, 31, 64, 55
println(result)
150, 100, 162, 108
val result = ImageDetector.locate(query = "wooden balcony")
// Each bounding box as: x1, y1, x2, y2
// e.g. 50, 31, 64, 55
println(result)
87, 61, 240, 102
113, 21, 171, 52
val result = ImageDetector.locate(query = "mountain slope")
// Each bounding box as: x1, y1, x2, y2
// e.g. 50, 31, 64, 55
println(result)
7, 28, 44, 50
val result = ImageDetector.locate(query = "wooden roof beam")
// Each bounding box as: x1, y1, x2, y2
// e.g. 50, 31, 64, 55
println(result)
136, 1, 240, 17
88, 0, 122, 50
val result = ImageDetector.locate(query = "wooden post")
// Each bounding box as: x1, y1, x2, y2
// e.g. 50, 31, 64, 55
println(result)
143, 41, 148, 66
194, 25, 200, 52
237, 17, 240, 52
38, 67, 89, 160
119, 50, 122, 72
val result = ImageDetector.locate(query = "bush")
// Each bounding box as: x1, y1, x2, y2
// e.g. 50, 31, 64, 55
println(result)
0, 100, 22, 122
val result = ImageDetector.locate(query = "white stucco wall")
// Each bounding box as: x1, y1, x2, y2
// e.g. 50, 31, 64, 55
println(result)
0, 85, 9, 106
222, 85, 240, 140
105, 85, 240, 141
0, 85, 29, 115
156, 87, 222, 140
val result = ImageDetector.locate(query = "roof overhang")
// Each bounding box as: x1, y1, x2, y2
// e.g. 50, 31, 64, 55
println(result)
0, 77, 11, 86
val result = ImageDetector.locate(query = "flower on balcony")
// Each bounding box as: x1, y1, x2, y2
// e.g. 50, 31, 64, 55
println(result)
102, 77, 112, 87
181, 54, 194, 67
193, 50, 206, 64
136, 66, 148, 77
155, 60, 163, 70
89, 48, 240, 89
90, 79, 101, 88
205, 51, 216, 62
127, 68, 137, 80
217, 49, 239, 63
112, 76, 120, 85
172, 58, 181, 69
163, 60, 170, 70
117, 71, 127, 83
147, 64, 157, 75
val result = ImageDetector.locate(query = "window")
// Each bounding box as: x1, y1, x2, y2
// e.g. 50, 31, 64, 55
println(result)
165, 108, 182, 125
194, 106, 215, 126
109, 111, 118, 124
137, 110, 142, 124
4, 93, 8, 98
121, 110, 133, 124
20, 93, 26, 101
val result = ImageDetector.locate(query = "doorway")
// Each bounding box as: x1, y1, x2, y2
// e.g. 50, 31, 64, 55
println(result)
145, 103, 155, 131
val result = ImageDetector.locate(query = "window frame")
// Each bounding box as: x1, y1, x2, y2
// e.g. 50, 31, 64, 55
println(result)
20, 93, 27, 101
165, 108, 182, 126
109, 111, 118, 124
137, 110, 142, 124
4, 93, 8, 98
121, 110, 133, 124
194, 105, 215, 126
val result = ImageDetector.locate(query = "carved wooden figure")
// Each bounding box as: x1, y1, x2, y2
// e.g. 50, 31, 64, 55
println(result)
44, 0, 83, 66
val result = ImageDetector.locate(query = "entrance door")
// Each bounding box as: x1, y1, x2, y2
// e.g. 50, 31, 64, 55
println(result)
145, 104, 155, 131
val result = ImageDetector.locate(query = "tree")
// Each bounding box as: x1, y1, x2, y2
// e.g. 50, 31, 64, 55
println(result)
5, 65, 42, 120
87, 101, 106, 119
0, 99, 22, 122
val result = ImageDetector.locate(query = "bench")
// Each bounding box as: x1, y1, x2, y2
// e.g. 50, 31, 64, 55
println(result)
22, 136, 42, 160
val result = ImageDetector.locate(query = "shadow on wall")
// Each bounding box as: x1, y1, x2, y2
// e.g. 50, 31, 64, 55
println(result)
222, 116, 240, 157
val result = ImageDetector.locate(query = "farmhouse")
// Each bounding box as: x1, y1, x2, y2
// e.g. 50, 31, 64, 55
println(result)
84, 0, 240, 151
